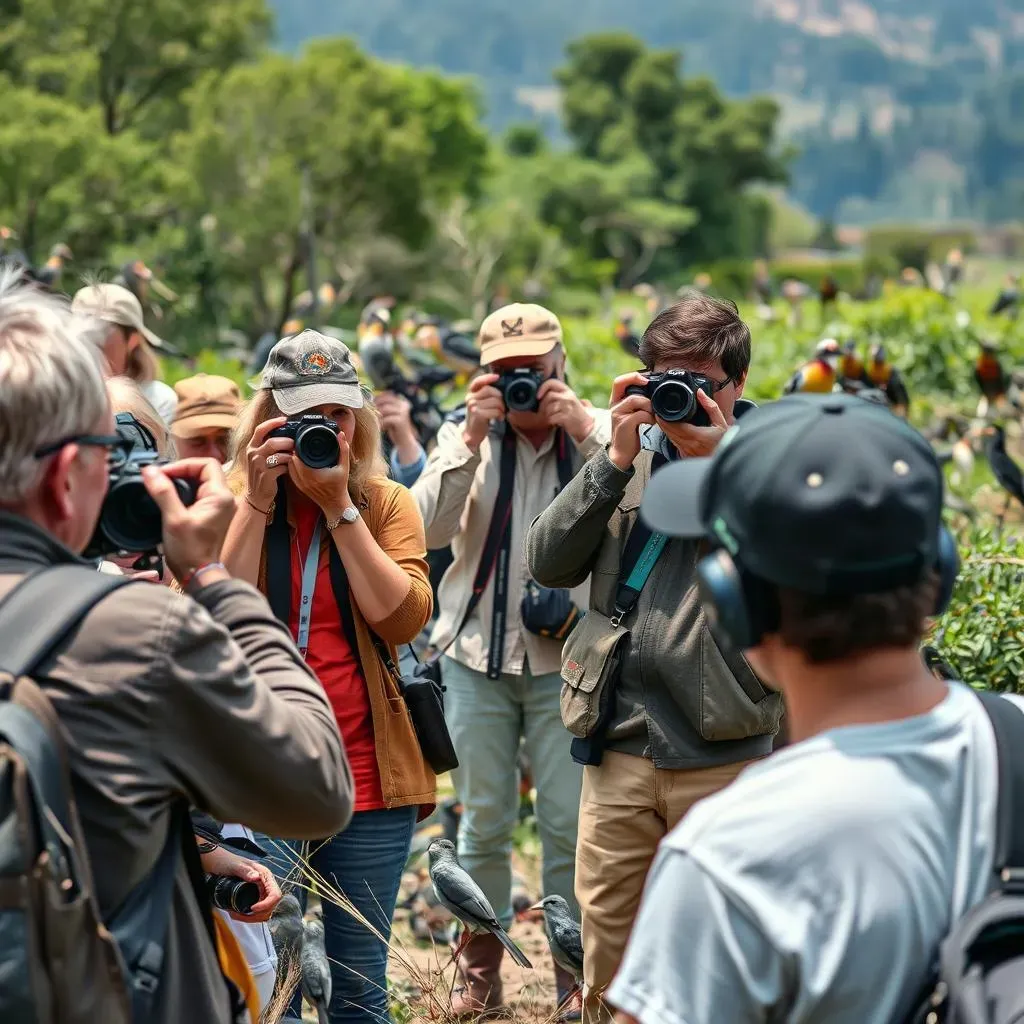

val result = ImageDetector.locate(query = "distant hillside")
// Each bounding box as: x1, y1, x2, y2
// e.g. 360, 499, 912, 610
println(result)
270, 0, 1024, 222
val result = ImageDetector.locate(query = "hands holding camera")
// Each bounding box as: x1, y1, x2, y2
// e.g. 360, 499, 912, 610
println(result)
141, 459, 237, 584
199, 843, 282, 923
375, 390, 423, 466
607, 371, 732, 471
462, 371, 592, 453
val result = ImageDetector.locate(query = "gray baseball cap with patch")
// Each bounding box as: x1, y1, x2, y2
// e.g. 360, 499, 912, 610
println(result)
258, 329, 365, 415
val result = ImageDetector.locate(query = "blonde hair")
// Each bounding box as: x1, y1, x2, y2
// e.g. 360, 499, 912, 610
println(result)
228, 389, 387, 504
107, 376, 176, 458
125, 331, 160, 384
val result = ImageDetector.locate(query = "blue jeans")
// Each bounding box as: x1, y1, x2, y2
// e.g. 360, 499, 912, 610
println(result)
256, 807, 417, 1024
442, 655, 583, 927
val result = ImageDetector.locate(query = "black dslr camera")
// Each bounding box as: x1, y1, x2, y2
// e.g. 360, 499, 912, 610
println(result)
625, 370, 717, 425
85, 415, 197, 559
205, 874, 259, 915
496, 368, 545, 413
269, 414, 340, 469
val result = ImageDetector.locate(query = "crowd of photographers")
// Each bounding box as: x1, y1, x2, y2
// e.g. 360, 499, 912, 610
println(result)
1, 263, 1022, 1024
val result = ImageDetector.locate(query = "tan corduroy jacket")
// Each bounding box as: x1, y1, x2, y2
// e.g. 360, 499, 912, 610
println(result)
247, 476, 437, 815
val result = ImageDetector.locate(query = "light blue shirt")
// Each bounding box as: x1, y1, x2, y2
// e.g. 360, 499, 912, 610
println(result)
610, 683, 1024, 1024
390, 446, 426, 488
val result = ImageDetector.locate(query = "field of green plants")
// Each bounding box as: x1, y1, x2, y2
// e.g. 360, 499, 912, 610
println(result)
161, 281, 1024, 693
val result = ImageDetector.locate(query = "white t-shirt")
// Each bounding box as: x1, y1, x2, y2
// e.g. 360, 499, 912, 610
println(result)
140, 379, 178, 426
609, 683, 1024, 1024
216, 825, 278, 981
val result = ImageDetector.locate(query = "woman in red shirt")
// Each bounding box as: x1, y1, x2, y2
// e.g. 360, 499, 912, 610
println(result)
223, 331, 434, 1023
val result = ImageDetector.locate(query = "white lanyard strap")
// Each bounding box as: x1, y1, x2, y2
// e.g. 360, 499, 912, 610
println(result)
297, 518, 323, 657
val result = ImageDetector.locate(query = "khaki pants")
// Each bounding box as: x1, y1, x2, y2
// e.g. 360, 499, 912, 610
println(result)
576, 751, 752, 1024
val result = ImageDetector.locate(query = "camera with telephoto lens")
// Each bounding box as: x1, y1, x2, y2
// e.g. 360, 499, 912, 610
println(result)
496, 368, 545, 413
205, 873, 260, 915
85, 447, 198, 559
268, 414, 340, 469
625, 370, 716, 426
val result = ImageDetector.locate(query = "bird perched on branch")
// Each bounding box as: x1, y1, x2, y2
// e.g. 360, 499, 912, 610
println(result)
783, 339, 842, 395
838, 340, 871, 392
301, 912, 332, 1024
427, 839, 532, 968
982, 423, 1024, 528
865, 344, 910, 417
974, 342, 1024, 419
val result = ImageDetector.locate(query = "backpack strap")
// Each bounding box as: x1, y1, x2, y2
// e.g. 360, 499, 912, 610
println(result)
0, 565, 131, 678
976, 691, 1024, 889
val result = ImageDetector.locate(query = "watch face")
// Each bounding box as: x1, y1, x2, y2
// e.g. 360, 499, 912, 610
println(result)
342, 506, 359, 523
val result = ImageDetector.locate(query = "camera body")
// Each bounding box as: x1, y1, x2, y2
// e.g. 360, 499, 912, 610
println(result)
268, 414, 341, 469
625, 370, 716, 426
496, 368, 545, 413
205, 873, 259, 915
85, 450, 197, 559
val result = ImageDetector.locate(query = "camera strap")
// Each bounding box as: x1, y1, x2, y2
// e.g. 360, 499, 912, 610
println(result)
296, 518, 323, 658
609, 452, 670, 628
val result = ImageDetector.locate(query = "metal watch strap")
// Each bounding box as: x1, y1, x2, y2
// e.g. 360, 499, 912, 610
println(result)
325, 506, 359, 530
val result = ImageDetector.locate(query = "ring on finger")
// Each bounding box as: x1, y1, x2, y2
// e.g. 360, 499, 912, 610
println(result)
266, 454, 280, 468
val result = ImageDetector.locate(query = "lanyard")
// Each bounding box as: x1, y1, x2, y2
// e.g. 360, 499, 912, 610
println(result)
296, 517, 323, 657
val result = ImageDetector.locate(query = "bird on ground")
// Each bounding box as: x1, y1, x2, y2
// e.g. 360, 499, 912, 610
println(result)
615, 314, 641, 359
865, 344, 910, 417
783, 339, 842, 395
974, 342, 1023, 419
269, 893, 305, 966
819, 274, 839, 318
300, 912, 332, 1024
531, 895, 584, 986
990, 273, 1020, 318
982, 424, 1024, 528
426, 838, 532, 968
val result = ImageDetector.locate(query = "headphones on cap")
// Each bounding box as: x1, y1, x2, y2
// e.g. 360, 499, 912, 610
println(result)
696, 524, 960, 651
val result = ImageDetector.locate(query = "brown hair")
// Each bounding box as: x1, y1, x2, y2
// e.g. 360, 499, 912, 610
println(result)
227, 389, 388, 505
638, 295, 752, 382
106, 376, 176, 458
775, 572, 938, 664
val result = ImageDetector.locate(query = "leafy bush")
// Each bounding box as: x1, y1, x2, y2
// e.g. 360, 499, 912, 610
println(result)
929, 525, 1024, 692
769, 257, 865, 295
864, 226, 977, 274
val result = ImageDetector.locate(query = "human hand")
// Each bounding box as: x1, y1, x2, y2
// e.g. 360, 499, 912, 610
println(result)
375, 391, 418, 447
538, 379, 594, 443
607, 372, 656, 471
463, 373, 504, 452
288, 433, 352, 521
108, 553, 165, 585
199, 843, 282, 923
244, 417, 294, 511
658, 389, 732, 459
143, 458, 236, 583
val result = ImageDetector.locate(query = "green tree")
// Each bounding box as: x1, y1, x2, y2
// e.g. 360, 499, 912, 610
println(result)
176, 38, 489, 337
553, 32, 787, 269
5, 0, 270, 135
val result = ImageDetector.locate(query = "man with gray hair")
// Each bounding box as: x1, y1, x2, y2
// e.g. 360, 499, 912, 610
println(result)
0, 269, 354, 1023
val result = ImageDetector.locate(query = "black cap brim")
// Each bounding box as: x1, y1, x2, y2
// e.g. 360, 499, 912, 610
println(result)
640, 458, 713, 537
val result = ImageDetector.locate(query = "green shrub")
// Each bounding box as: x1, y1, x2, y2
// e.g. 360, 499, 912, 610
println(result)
769, 257, 865, 296
864, 226, 976, 275
929, 525, 1024, 692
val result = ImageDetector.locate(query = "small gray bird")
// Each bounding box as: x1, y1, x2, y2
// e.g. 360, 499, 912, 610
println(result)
269, 893, 305, 964
300, 914, 332, 1024
531, 895, 584, 984
427, 838, 533, 968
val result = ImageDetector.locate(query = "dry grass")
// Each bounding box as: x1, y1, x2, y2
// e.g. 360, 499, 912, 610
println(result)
260, 837, 561, 1024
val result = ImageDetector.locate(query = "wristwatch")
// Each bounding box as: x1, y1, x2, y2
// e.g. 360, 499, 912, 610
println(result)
326, 506, 360, 530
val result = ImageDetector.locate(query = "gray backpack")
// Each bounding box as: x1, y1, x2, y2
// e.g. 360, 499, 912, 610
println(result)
0, 566, 187, 1023
909, 690, 1024, 1024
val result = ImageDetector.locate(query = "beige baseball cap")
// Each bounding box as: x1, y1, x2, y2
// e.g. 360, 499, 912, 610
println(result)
478, 302, 562, 365
258, 329, 365, 415
71, 283, 166, 350
171, 374, 242, 438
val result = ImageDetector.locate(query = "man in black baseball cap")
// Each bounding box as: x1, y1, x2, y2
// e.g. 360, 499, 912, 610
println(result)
609, 393, 1024, 1024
